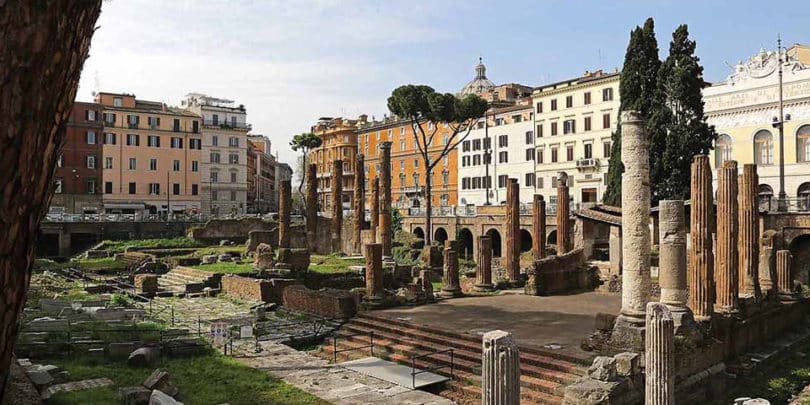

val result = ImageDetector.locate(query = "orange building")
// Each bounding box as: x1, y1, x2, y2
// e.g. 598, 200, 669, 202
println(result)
310, 116, 365, 212
96, 92, 202, 214
358, 118, 458, 209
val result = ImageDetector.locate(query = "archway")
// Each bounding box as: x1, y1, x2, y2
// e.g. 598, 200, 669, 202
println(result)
413, 227, 425, 240
519, 229, 533, 253
458, 228, 474, 260
790, 234, 810, 285
485, 228, 502, 258
434, 227, 448, 245
758, 184, 774, 211
547, 230, 557, 246
797, 183, 810, 211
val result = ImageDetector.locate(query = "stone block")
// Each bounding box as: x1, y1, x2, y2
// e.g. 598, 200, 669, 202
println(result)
149, 389, 183, 405
247, 230, 274, 253
563, 377, 624, 405
87, 249, 111, 258
27, 318, 68, 332
108, 342, 138, 360
120, 386, 151, 405
275, 248, 310, 272
26, 369, 54, 387
128, 346, 160, 367
594, 313, 617, 332
134, 274, 159, 294
587, 356, 617, 382
201, 255, 218, 264
614, 352, 639, 377
143, 369, 178, 398
253, 243, 275, 270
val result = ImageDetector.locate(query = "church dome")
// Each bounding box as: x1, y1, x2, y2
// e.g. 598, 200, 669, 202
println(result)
460, 57, 496, 96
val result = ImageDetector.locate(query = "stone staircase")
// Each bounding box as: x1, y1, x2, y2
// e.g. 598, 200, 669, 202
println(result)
323, 313, 589, 404
158, 266, 221, 295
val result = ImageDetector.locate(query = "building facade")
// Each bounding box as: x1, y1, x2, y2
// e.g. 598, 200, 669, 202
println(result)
532, 70, 620, 208
182, 93, 250, 216
705, 44, 810, 208
51, 101, 104, 214
247, 135, 276, 213
458, 103, 536, 206
96, 92, 202, 214
311, 116, 362, 212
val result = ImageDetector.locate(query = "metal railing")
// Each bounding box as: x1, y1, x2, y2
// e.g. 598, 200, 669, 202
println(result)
332, 331, 374, 363
43, 213, 208, 223
411, 348, 454, 388
202, 119, 251, 130
758, 196, 810, 213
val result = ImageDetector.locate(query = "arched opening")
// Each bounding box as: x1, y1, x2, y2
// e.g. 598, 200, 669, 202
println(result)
485, 228, 502, 258
519, 229, 533, 253
434, 227, 448, 245
758, 184, 774, 211
754, 130, 774, 166
547, 230, 558, 246
789, 234, 810, 286
458, 228, 474, 260
797, 124, 810, 163
715, 134, 733, 168
797, 183, 810, 211
413, 227, 425, 240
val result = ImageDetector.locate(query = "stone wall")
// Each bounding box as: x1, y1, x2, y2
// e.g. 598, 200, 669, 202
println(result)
525, 248, 595, 295
282, 285, 359, 319
190, 218, 277, 243
220, 274, 300, 303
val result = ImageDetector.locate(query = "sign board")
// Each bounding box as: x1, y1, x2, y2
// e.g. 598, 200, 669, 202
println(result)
210, 322, 228, 344
240, 325, 254, 339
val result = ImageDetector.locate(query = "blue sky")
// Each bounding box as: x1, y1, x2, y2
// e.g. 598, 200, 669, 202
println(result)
76, 0, 810, 168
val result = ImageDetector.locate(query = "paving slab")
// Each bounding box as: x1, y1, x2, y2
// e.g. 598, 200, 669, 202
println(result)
339, 357, 449, 389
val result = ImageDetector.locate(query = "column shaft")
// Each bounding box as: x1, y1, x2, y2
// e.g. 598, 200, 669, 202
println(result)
506, 178, 520, 282
475, 235, 494, 291
556, 176, 571, 254
715, 161, 739, 312
738, 164, 761, 298
353, 154, 365, 254
482, 330, 521, 405
370, 177, 379, 244
645, 302, 675, 405
278, 180, 292, 249
533, 195, 546, 260
658, 200, 688, 312
306, 164, 318, 245
379, 142, 392, 257
688, 155, 714, 320
330, 160, 343, 254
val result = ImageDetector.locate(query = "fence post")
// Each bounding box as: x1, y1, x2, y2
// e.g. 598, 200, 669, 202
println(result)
198, 316, 201, 337
171, 306, 175, 326
370, 332, 374, 357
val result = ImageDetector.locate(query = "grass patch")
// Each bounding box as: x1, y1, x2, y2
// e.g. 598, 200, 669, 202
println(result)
718, 340, 810, 404
48, 350, 328, 405
102, 238, 205, 254
309, 255, 363, 274
193, 245, 248, 256
191, 261, 254, 274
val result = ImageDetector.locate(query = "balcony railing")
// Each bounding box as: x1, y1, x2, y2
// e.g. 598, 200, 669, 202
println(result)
202, 119, 251, 130
758, 196, 810, 213
406, 205, 476, 217
576, 158, 599, 169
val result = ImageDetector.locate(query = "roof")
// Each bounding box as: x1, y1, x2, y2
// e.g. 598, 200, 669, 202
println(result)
574, 205, 622, 226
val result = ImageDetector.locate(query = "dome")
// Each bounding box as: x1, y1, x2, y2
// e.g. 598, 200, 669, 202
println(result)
460, 57, 496, 96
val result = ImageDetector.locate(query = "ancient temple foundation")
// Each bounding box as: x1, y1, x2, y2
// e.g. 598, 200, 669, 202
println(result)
482, 330, 520, 405
440, 242, 462, 298
715, 161, 739, 313
688, 155, 714, 321
353, 154, 365, 255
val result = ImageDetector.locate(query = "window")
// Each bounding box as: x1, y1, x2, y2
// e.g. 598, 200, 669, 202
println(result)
470, 139, 479, 150
498, 175, 508, 188
86, 131, 96, 144
551, 99, 557, 111
127, 114, 139, 129
85, 109, 97, 121
512, 114, 522, 123
484, 152, 491, 164
462, 177, 469, 190
442, 171, 449, 185
498, 135, 508, 147
171, 137, 183, 148
526, 148, 535, 161
716, 134, 733, 167
551, 147, 558, 163
230, 172, 237, 183
54, 177, 62, 193
400, 138, 405, 151
104, 156, 113, 169
190, 138, 201, 149
473, 155, 481, 165
172, 118, 180, 132
603, 113, 611, 129
149, 183, 160, 195
537, 148, 544, 163
551, 122, 558, 136
86, 179, 96, 194
126, 134, 139, 146
525, 131, 533, 144
210, 152, 221, 164
499, 151, 508, 163
584, 143, 593, 159
173, 160, 180, 171
536, 102, 543, 113
128, 182, 136, 194
212, 190, 218, 201
86, 155, 96, 169
563, 119, 576, 134
147, 116, 160, 129
191, 161, 199, 172
192, 120, 199, 133
128, 158, 137, 170
148, 135, 160, 147
212, 136, 219, 146
584, 116, 592, 131
603, 87, 614, 101
211, 171, 219, 183
567, 145, 574, 161
798, 126, 810, 163
229, 137, 239, 147
191, 184, 199, 195
461, 156, 469, 167
584, 92, 591, 105
538, 177, 544, 189
104, 132, 116, 145
525, 173, 536, 187
113, 97, 122, 107
173, 183, 180, 195
603, 141, 612, 158
231, 116, 237, 128
104, 181, 112, 194
414, 159, 419, 168
212, 114, 219, 125
229, 154, 239, 164
400, 160, 405, 170
230, 191, 237, 201
387, 128, 393, 139
149, 158, 157, 171
537, 124, 543, 138
566, 96, 573, 108
754, 130, 774, 165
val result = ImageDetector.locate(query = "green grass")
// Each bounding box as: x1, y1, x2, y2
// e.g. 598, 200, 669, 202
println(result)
309, 255, 363, 274
718, 340, 810, 404
193, 245, 248, 256
48, 350, 329, 405
191, 261, 254, 274
102, 237, 205, 253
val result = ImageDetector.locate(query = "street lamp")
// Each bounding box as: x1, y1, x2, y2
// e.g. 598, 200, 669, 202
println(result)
773, 35, 791, 212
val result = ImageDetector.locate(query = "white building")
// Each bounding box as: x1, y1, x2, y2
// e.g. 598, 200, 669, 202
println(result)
182, 93, 250, 216
532, 70, 620, 208
458, 104, 537, 205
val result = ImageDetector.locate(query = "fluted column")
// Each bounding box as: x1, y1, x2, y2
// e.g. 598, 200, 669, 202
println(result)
370, 177, 379, 244
738, 164, 761, 299
715, 161, 739, 313
776, 250, 795, 301
364, 243, 383, 305
306, 163, 318, 246
475, 235, 494, 292
645, 302, 675, 405
658, 201, 688, 315
556, 174, 571, 254
440, 245, 462, 297
482, 330, 521, 405
532, 195, 546, 260
617, 111, 650, 326
278, 180, 292, 249
379, 141, 393, 258
353, 154, 365, 255
505, 178, 520, 282
330, 159, 344, 254
688, 155, 714, 321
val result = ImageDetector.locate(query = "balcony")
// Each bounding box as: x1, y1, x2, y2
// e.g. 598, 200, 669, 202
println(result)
401, 186, 425, 194
202, 119, 251, 131
576, 158, 599, 170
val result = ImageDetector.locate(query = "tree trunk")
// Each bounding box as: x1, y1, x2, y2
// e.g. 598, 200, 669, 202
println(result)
0, 1, 101, 398
424, 168, 432, 246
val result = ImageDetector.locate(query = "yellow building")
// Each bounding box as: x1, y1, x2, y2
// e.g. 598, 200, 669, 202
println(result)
96, 92, 202, 214
310, 116, 364, 212
705, 44, 810, 209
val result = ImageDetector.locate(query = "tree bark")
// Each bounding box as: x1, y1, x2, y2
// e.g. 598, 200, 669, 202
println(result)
0, 1, 101, 398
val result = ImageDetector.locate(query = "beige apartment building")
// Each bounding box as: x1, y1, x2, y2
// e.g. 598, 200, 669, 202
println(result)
532, 70, 620, 208
97, 92, 202, 214
311, 116, 364, 212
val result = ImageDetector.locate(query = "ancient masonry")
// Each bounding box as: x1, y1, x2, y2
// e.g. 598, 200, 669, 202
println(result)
278, 180, 292, 249
658, 201, 691, 327
330, 159, 343, 254
440, 241, 462, 298
482, 330, 521, 405
689, 155, 714, 321
645, 302, 675, 405
379, 141, 393, 258
370, 177, 379, 244
306, 163, 318, 244
475, 235, 494, 292
715, 160, 739, 313
353, 154, 365, 255
616, 111, 651, 329
364, 243, 383, 305
505, 178, 520, 282
776, 250, 795, 301
532, 194, 546, 260
556, 173, 571, 254
738, 163, 761, 298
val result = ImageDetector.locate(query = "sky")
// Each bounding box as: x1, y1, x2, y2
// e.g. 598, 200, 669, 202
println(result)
76, 0, 810, 172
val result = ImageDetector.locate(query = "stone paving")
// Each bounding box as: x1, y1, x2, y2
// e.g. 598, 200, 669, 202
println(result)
41, 378, 114, 400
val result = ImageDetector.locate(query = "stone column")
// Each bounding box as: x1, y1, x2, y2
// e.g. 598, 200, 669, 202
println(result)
738, 163, 761, 299
482, 330, 521, 405
532, 195, 546, 260
658, 201, 689, 315
370, 177, 379, 244
759, 246, 776, 298
715, 161, 739, 313
556, 173, 571, 254
331, 159, 343, 254
645, 302, 675, 405
475, 235, 494, 292
306, 163, 318, 248
505, 178, 520, 283
353, 154, 365, 255
688, 155, 714, 321
278, 180, 292, 249
440, 245, 462, 297
617, 111, 651, 328
364, 243, 383, 305
379, 141, 393, 258
776, 250, 795, 301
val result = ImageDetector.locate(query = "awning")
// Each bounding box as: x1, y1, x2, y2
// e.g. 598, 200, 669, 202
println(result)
103, 203, 146, 210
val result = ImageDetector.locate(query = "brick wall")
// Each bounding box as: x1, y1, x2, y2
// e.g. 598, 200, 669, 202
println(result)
221, 274, 299, 303
525, 248, 595, 295
282, 285, 358, 319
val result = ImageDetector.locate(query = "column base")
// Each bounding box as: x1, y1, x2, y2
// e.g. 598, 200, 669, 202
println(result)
609, 314, 646, 352
439, 288, 463, 298
779, 292, 799, 303
473, 283, 494, 292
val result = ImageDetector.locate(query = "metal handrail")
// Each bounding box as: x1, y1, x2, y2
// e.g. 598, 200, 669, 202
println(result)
332, 331, 374, 363
410, 348, 455, 388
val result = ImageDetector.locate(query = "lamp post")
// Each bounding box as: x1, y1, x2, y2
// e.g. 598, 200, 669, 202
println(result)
773, 35, 791, 212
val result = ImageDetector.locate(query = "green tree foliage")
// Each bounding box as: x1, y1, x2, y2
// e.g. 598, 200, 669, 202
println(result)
289, 132, 322, 202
